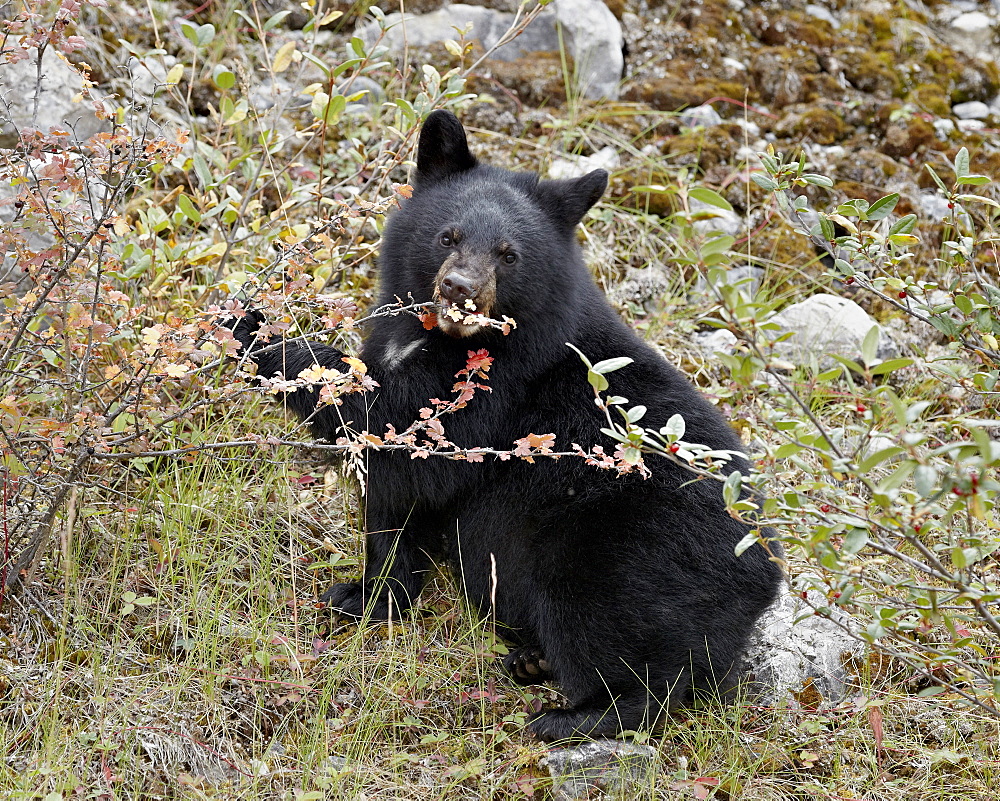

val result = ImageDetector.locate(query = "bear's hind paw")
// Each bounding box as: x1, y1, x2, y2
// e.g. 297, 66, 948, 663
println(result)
502, 645, 553, 685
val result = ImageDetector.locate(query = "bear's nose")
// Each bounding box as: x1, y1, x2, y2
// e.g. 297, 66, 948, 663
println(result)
439, 272, 478, 304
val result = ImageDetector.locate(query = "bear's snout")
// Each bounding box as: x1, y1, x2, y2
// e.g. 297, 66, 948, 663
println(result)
431, 253, 498, 337
439, 271, 478, 304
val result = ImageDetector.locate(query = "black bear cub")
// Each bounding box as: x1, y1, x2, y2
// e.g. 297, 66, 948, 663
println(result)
232, 110, 783, 741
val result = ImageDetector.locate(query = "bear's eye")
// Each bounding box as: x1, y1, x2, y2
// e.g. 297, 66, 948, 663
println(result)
439, 232, 453, 247
502, 252, 517, 265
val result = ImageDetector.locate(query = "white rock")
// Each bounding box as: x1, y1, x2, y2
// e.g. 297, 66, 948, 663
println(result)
917, 192, 972, 228
357, 1, 623, 99
743, 587, 864, 708
950, 10, 993, 36
957, 118, 986, 133
680, 103, 722, 128
0, 46, 109, 147
690, 199, 744, 238
765, 293, 898, 369
953, 100, 991, 120
540, 741, 657, 801
805, 3, 840, 27
692, 264, 762, 298
692, 328, 738, 356
547, 146, 619, 180
552, 0, 625, 99
933, 118, 956, 138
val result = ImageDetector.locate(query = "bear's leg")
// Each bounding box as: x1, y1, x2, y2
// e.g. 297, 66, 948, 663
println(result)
322, 511, 435, 620
502, 645, 553, 686
525, 693, 661, 742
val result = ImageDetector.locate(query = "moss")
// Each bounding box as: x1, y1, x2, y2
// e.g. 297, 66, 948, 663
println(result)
880, 118, 939, 159
906, 84, 951, 117
662, 125, 740, 172
794, 107, 848, 145
624, 78, 748, 113
487, 52, 570, 107
611, 166, 677, 216
746, 9, 840, 49
833, 47, 902, 96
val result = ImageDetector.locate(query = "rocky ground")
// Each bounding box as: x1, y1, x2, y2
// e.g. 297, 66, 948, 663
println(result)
3, 0, 1000, 798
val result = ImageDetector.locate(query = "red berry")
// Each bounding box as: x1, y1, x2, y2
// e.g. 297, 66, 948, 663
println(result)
844, 277, 855, 285
856, 404, 866, 413
898, 290, 907, 298
820, 504, 831, 513
833, 591, 842, 599
668, 443, 680, 453
947, 203, 954, 209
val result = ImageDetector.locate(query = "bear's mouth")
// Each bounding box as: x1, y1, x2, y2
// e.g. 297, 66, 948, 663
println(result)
435, 297, 488, 338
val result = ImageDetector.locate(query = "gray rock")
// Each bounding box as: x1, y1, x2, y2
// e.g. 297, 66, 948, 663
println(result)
942, 9, 1000, 58
680, 103, 722, 129
805, 3, 840, 27
540, 740, 657, 801
957, 118, 986, 133
0, 47, 109, 147
743, 587, 864, 708
933, 117, 956, 138
765, 293, 898, 370
692, 264, 762, 299
692, 328, 738, 356
917, 191, 972, 229
548, 146, 619, 180
952, 100, 991, 120
357, 1, 623, 99
690, 200, 744, 238
607, 263, 672, 308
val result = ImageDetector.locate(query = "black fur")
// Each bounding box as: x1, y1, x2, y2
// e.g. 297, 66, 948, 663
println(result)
231, 110, 783, 742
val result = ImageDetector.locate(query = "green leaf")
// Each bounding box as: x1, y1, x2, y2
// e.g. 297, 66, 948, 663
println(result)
591, 357, 634, 375
734, 530, 759, 556
924, 164, 949, 193
688, 186, 733, 212
660, 413, 685, 440
212, 64, 235, 90
869, 358, 914, 376
819, 216, 835, 241
887, 214, 917, 236
722, 470, 742, 506
913, 464, 938, 497
589, 371, 609, 392
625, 405, 647, 423
802, 173, 834, 188
956, 174, 990, 186
954, 295, 973, 315
176, 194, 201, 224
842, 527, 868, 555
751, 173, 779, 191
867, 193, 899, 222
861, 325, 880, 367
954, 146, 970, 179
311, 92, 346, 125
565, 342, 593, 370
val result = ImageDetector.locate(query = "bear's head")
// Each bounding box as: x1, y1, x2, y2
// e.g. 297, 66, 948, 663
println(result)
380, 110, 608, 339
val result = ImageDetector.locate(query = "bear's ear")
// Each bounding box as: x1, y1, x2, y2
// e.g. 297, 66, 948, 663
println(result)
416, 110, 477, 184
534, 169, 609, 231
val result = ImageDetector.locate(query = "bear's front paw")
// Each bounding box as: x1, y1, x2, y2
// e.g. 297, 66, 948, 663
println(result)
320, 582, 367, 618
502, 645, 553, 685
